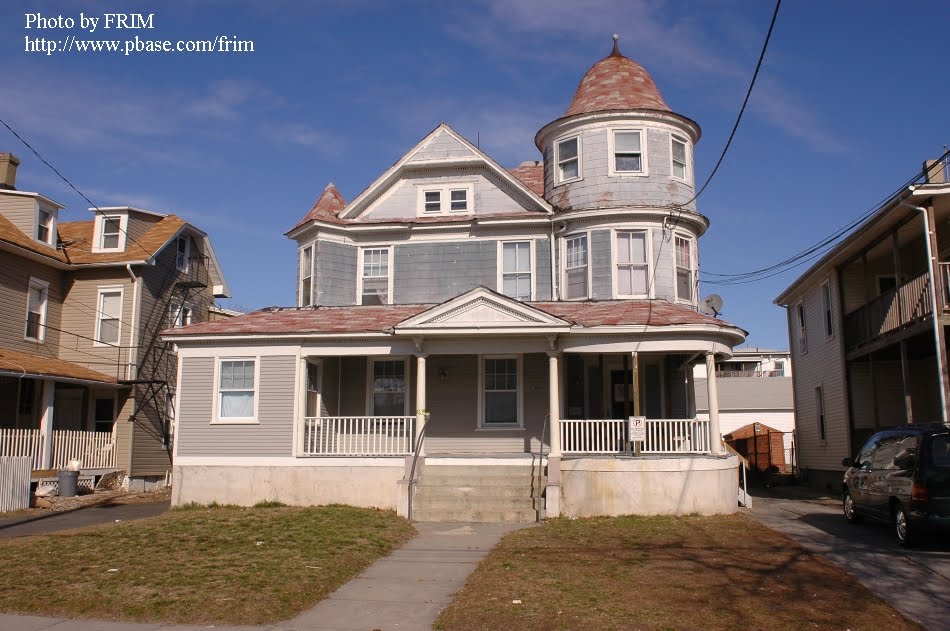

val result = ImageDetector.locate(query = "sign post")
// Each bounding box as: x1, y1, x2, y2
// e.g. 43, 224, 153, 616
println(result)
629, 416, 646, 456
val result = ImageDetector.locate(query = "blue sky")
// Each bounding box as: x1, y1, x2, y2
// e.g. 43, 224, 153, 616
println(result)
2, 0, 948, 350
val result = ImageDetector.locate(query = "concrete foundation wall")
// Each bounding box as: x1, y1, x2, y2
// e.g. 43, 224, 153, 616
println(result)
559, 455, 738, 517
172, 462, 405, 509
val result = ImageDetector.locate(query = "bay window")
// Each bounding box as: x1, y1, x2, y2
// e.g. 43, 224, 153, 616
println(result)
615, 231, 649, 297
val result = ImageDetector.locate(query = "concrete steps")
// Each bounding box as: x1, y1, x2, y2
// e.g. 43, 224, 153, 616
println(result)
412, 463, 545, 523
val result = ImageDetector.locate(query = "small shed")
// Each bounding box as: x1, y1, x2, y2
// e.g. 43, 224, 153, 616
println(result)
723, 423, 791, 475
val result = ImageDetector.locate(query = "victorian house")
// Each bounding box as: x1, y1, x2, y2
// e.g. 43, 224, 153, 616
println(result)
165, 39, 747, 521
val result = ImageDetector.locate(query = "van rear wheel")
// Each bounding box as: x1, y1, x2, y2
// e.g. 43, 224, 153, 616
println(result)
895, 502, 915, 547
843, 490, 862, 524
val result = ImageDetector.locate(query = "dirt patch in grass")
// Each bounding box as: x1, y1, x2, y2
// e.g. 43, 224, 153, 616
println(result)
435, 513, 922, 631
0, 504, 414, 625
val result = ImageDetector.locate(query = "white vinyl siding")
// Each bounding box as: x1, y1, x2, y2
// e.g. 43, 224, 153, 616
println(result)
565, 234, 589, 300
615, 230, 649, 297
25, 277, 48, 342
94, 288, 122, 346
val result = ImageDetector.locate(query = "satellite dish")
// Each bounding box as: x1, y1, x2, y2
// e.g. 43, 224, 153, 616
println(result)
699, 294, 723, 317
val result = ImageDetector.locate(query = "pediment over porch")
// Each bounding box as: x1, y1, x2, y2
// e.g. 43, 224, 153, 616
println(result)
395, 287, 570, 335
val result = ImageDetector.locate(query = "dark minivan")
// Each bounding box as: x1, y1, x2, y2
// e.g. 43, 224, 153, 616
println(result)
842, 425, 950, 545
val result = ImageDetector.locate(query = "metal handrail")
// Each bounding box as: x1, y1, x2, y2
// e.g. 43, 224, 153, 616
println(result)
532, 414, 548, 523
406, 415, 429, 523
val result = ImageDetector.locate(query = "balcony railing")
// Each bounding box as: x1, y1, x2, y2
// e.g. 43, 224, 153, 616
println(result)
843, 271, 932, 349
0, 428, 116, 470
302, 416, 415, 456
560, 418, 712, 455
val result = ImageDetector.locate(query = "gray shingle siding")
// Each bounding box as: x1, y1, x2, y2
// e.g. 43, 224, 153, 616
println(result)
393, 241, 496, 303
590, 230, 613, 299
535, 238, 552, 300
652, 229, 675, 300
316, 240, 356, 306
407, 130, 476, 162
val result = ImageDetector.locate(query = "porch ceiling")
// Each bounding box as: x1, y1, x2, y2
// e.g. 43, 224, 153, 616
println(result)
0, 347, 119, 385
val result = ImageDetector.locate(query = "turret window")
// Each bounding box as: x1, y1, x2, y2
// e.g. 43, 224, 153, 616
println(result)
612, 130, 643, 174
555, 136, 581, 183
671, 135, 689, 182
675, 236, 694, 302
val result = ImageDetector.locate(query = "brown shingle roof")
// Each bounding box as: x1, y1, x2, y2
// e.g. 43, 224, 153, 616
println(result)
0, 213, 67, 263
59, 215, 186, 264
565, 40, 670, 117
508, 163, 544, 197
164, 300, 739, 338
0, 347, 117, 384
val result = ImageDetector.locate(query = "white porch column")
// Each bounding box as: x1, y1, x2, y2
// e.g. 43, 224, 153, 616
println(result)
415, 354, 427, 456
38, 379, 55, 469
546, 351, 562, 518
705, 352, 723, 453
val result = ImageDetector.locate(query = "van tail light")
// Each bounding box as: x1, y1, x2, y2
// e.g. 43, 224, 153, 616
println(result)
912, 481, 928, 502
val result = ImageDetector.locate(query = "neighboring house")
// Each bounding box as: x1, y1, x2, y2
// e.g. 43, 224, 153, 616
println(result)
165, 39, 747, 521
0, 152, 230, 486
776, 156, 950, 490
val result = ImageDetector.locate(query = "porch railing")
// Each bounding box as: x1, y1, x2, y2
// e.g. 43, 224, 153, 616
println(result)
302, 416, 415, 456
560, 418, 712, 455
843, 271, 931, 349
0, 429, 116, 470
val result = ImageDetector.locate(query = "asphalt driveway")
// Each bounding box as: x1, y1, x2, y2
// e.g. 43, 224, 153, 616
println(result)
0, 499, 169, 538
749, 486, 950, 631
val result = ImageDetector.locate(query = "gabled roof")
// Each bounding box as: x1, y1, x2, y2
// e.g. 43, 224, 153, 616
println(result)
507, 162, 544, 197
336, 123, 551, 222
0, 346, 118, 385
59, 214, 187, 264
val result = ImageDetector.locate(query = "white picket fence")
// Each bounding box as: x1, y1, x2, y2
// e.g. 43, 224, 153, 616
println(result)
0, 428, 116, 470
0, 456, 32, 512
302, 416, 415, 456
561, 418, 712, 455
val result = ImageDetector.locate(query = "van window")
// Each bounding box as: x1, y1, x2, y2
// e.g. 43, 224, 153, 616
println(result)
931, 434, 950, 468
855, 436, 879, 470
871, 437, 902, 470
892, 435, 919, 472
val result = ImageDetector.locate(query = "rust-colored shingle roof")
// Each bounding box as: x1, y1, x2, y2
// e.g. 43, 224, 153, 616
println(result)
0, 213, 67, 263
292, 183, 347, 229
565, 40, 670, 117
0, 347, 117, 384
508, 163, 544, 197
164, 300, 739, 338
58, 215, 186, 264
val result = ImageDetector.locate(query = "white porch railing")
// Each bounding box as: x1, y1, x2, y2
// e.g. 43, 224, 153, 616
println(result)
302, 416, 415, 456
561, 418, 712, 455
0, 428, 116, 470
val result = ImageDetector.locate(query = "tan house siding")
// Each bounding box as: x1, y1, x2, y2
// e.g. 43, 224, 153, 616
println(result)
0, 249, 63, 355
787, 274, 850, 473
0, 195, 39, 240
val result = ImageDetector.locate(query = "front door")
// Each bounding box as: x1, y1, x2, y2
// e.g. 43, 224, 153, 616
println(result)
610, 370, 633, 419
53, 388, 84, 431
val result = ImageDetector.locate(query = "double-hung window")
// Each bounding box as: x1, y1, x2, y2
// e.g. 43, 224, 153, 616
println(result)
423, 190, 441, 213
674, 236, 694, 302
671, 135, 689, 182
371, 359, 406, 416
300, 245, 313, 306
556, 136, 580, 183
168, 299, 192, 328
100, 216, 121, 250
419, 185, 473, 215
218, 359, 256, 420
483, 357, 520, 426
612, 130, 644, 174
565, 234, 589, 299
615, 231, 649, 297
360, 247, 391, 305
93, 395, 115, 433
797, 301, 808, 353
25, 278, 48, 342
500, 241, 532, 301
815, 386, 826, 442
36, 209, 54, 245
95, 288, 122, 345
176, 236, 190, 272
821, 281, 834, 337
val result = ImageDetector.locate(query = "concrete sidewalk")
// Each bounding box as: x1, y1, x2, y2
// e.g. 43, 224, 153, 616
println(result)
0, 521, 527, 631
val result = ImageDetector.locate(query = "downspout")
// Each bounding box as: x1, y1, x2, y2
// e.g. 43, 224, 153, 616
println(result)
899, 201, 948, 425
549, 219, 559, 301
125, 264, 138, 381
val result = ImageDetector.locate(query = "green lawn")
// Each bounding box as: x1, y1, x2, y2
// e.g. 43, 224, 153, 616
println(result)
435, 513, 922, 631
0, 504, 414, 625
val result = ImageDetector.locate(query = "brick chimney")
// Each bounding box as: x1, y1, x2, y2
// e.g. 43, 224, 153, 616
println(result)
0, 153, 20, 190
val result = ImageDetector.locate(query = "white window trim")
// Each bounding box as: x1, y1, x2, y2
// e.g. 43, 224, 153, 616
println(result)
611, 228, 654, 299
169, 298, 194, 328
561, 232, 592, 301
477, 354, 524, 429
497, 240, 536, 301
796, 300, 808, 354
94, 286, 124, 347
211, 357, 261, 425
364, 356, 411, 416
821, 280, 834, 339
673, 233, 696, 304
815, 384, 826, 444
554, 134, 583, 185
607, 128, 648, 177
92, 212, 128, 253
24, 277, 49, 342
35, 207, 56, 246
300, 242, 315, 307
416, 182, 475, 216
670, 133, 691, 184
175, 235, 191, 272
356, 246, 394, 305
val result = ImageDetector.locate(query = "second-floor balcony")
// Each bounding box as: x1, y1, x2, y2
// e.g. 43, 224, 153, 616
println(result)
844, 271, 932, 350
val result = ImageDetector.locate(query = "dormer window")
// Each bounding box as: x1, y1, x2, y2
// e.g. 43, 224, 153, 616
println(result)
92, 212, 127, 252
555, 136, 581, 183
417, 183, 474, 216
176, 236, 190, 272
609, 129, 645, 176
36, 209, 54, 245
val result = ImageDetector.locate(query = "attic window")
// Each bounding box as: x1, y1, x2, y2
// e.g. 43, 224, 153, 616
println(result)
417, 184, 474, 216
424, 191, 441, 212
36, 209, 54, 245
176, 236, 190, 272
101, 217, 121, 249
